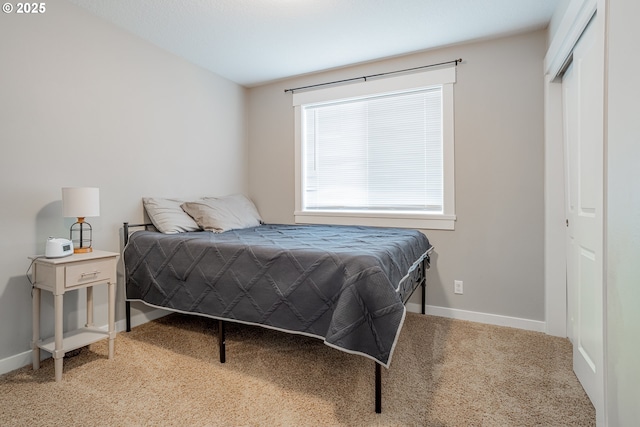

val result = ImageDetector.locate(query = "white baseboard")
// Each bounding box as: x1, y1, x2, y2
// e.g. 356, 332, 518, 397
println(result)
115, 307, 170, 332
0, 350, 33, 377
406, 303, 546, 333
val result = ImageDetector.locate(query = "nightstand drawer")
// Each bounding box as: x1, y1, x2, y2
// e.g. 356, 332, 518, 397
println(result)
65, 259, 112, 288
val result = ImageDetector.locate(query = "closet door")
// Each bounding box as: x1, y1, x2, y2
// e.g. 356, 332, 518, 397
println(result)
562, 16, 604, 420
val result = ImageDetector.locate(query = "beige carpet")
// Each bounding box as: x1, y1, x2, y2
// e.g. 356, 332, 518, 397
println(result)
0, 313, 594, 426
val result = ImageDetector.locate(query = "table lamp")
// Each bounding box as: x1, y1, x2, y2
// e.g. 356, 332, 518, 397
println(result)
62, 187, 100, 253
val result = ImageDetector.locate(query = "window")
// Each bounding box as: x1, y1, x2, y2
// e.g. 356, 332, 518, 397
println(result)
293, 67, 456, 230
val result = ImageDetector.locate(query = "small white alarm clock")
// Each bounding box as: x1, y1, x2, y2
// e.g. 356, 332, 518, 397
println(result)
45, 237, 74, 258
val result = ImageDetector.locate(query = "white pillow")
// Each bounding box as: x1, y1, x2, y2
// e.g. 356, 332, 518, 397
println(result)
181, 194, 262, 233
142, 197, 201, 234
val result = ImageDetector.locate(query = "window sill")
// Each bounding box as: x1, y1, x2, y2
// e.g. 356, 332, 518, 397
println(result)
294, 211, 456, 230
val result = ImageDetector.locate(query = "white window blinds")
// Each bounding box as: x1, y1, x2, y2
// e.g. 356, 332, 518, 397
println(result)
302, 87, 443, 213
293, 66, 456, 230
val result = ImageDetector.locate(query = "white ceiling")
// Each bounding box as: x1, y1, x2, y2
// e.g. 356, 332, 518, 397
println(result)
67, 0, 561, 87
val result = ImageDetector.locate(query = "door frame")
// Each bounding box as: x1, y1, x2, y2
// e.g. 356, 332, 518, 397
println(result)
543, 0, 597, 338
543, 0, 606, 424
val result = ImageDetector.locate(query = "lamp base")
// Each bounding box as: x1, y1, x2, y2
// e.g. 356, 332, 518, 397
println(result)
70, 218, 93, 254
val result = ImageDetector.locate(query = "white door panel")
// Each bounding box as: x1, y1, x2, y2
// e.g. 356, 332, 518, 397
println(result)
562, 15, 604, 421
563, 61, 577, 342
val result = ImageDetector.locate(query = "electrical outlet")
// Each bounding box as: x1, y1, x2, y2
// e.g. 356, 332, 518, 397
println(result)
454, 280, 463, 295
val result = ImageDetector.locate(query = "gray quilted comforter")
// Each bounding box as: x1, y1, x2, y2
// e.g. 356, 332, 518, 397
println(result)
124, 224, 432, 367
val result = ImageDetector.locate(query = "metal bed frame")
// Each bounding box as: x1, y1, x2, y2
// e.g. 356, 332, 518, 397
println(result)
122, 222, 429, 414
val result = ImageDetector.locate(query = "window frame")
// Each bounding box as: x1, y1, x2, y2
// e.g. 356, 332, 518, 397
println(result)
293, 66, 456, 230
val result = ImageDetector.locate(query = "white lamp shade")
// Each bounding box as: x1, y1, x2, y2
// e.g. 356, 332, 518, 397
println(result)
62, 187, 100, 218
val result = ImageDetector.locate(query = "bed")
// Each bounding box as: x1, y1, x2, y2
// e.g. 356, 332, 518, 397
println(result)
123, 195, 433, 413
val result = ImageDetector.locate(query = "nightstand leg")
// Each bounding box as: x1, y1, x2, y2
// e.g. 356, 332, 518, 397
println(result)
108, 281, 115, 359
32, 287, 41, 370
54, 293, 64, 382
86, 286, 94, 327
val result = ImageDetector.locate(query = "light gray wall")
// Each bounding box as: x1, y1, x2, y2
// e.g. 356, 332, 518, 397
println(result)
0, 1, 247, 367
606, 0, 640, 423
248, 30, 546, 322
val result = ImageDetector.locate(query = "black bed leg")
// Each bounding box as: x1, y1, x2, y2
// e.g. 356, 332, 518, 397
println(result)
126, 301, 131, 332
124, 222, 132, 333
421, 259, 426, 315
375, 363, 382, 413
219, 320, 226, 363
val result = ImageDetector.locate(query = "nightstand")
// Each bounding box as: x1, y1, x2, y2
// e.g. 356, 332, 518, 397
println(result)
30, 250, 119, 381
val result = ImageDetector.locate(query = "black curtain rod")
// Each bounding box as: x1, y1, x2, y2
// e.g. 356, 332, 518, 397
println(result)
284, 58, 462, 94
